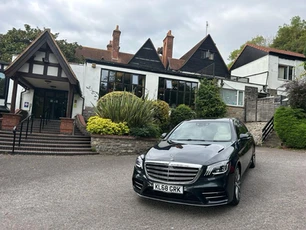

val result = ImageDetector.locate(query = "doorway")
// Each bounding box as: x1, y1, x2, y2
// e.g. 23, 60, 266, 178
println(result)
32, 89, 68, 119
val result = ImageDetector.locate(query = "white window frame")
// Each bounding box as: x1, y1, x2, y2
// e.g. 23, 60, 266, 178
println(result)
221, 89, 244, 107
278, 65, 294, 81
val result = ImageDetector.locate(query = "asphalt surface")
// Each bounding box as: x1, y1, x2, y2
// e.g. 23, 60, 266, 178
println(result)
0, 147, 306, 230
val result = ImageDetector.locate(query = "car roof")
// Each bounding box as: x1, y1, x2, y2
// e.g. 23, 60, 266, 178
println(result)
184, 118, 232, 122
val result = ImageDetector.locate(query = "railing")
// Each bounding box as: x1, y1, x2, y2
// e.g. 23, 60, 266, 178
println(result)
39, 108, 50, 133
12, 114, 34, 154
262, 116, 274, 142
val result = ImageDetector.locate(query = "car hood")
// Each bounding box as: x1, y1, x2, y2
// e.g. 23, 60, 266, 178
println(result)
145, 141, 234, 166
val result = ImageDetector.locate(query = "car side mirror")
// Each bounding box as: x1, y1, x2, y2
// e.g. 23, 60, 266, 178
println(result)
160, 133, 167, 139
239, 133, 249, 140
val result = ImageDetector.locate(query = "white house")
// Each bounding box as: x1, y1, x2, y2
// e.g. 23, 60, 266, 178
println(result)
230, 44, 306, 96
1, 26, 269, 129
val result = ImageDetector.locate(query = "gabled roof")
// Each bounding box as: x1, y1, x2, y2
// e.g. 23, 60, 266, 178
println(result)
128, 38, 165, 70
247, 43, 305, 59
4, 29, 81, 94
168, 58, 185, 70
180, 35, 209, 62
177, 34, 229, 77
230, 43, 306, 70
75, 46, 133, 64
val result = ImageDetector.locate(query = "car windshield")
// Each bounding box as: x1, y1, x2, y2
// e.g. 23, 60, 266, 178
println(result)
168, 121, 232, 142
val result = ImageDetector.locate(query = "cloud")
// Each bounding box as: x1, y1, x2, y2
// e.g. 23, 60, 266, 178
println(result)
0, 0, 306, 63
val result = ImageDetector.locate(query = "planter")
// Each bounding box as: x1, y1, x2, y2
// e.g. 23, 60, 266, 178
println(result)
91, 134, 158, 155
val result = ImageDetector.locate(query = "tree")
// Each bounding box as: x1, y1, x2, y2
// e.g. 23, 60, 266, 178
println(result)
0, 24, 82, 63
285, 78, 306, 112
195, 78, 226, 118
228, 35, 271, 67
271, 16, 306, 54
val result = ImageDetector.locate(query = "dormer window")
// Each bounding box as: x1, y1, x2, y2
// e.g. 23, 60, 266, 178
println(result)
201, 50, 214, 60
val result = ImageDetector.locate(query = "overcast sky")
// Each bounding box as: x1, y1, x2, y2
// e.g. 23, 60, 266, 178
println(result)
1, 0, 306, 64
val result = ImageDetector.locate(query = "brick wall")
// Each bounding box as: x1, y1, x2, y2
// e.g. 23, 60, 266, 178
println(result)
91, 135, 158, 155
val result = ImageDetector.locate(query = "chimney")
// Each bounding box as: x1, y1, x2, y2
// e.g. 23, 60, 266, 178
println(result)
162, 30, 174, 67
112, 25, 121, 60
107, 40, 113, 51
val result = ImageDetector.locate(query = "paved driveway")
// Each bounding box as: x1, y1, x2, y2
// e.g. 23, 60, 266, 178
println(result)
0, 147, 306, 230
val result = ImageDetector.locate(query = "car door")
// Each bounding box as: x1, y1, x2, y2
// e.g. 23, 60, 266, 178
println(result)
234, 119, 252, 175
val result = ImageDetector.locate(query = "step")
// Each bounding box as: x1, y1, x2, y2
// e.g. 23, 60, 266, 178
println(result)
0, 140, 91, 148
0, 131, 89, 139
0, 145, 93, 152
0, 149, 98, 156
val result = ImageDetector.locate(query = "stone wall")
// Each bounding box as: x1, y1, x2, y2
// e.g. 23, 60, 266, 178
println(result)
257, 97, 276, 121
91, 135, 158, 155
83, 106, 95, 121
226, 106, 244, 121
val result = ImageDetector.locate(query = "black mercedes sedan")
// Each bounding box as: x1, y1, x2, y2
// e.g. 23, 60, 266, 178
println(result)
132, 118, 256, 206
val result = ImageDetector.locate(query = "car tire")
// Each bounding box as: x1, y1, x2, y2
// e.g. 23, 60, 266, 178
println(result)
249, 154, 256, 168
230, 167, 241, 206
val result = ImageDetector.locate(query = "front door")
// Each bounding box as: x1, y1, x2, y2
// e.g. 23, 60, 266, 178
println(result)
32, 89, 68, 119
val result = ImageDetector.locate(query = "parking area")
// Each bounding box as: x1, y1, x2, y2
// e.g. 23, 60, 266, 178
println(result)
1, 147, 306, 230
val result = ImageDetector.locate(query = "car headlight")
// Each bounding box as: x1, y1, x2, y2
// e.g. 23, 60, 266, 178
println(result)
135, 154, 144, 169
204, 161, 229, 176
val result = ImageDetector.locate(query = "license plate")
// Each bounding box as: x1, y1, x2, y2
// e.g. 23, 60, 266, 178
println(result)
153, 183, 183, 194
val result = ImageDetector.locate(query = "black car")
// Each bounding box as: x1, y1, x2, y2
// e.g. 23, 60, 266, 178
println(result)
132, 118, 256, 206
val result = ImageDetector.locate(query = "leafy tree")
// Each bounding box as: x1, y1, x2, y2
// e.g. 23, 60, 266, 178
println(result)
285, 78, 306, 111
195, 78, 226, 118
0, 24, 82, 63
228, 35, 271, 67
271, 16, 306, 54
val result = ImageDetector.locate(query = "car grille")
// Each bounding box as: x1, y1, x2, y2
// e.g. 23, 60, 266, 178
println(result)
145, 161, 201, 184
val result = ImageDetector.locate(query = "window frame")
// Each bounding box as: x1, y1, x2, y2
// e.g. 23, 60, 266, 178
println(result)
99, 69, 146, 98
0, 71, 6, 99
278, 65, 294, 81
221, 88, 244, 107
158, 77, 198, 108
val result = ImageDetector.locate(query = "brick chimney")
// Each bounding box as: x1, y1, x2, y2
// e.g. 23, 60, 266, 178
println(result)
112, 25, 121, 60
107, 40, 113, 51
162, 30, 174, 67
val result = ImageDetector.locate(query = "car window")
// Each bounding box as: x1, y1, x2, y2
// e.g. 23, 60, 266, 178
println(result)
168, 121, 231, 142
233, 119, 248, 136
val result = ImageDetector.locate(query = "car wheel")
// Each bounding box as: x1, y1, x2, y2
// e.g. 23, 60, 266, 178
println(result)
249, 154, 256, 168
230, 167, 241, 206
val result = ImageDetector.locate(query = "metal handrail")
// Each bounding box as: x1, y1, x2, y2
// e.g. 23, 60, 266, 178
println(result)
12, 114, 34, 154
262, 116, 274, 142
39, 108, 50, 132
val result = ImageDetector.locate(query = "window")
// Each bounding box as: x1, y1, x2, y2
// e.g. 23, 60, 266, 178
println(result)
0, 72, 6, 98
201, 50, 214, 60
278, 65, 294, 81
221, 89, 244, 106
158, 78, 198, 108
99, 69, 145, 98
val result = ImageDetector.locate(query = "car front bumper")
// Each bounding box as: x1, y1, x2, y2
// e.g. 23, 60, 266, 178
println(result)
132, 167, 235, 207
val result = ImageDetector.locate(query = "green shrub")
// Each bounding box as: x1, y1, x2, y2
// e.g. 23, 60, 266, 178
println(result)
274, 106, 306, 148
86, 116, 129, 135
152, 100, 170, 132
129, 123, 161, 138
93, 91, 155, 128
170, 104, 196, 128
195, 78, 226, 118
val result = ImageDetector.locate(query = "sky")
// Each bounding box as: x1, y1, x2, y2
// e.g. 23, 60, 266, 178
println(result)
0, 0, 306, 64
